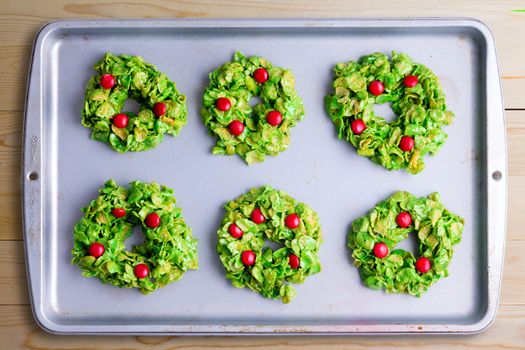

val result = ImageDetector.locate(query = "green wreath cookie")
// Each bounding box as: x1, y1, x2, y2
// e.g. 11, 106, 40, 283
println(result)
201, 52, 304, 164
82, 53, 187, 152
325, 52, 454, 174
217, 186, 322, 303
71, 180, 198, 294
348, 191, 464, 296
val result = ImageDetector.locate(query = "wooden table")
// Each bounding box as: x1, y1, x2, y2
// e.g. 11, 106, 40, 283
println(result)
1, 0, 524, 348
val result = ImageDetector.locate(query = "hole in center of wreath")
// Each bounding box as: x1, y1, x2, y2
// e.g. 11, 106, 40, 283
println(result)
249, 96, 263, 108
123, 99, 141, 116
263, 240, 283, 253
394, 232, 419, 257
373, 102, 396, 123
124, 225, 146, 251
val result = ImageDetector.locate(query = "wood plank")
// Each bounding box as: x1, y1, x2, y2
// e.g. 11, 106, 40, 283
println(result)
0, 111, 22, 241
506, 110, 525, 242
508, 176, 525, 242
0, 0, 524, 111
1, 236, 523, 306
0, 15, 52, 46
508, 110, 525, 176
0, 304, 523, 349
0, 45, 31, 112
501, 239, 525, 306
503, 79, 525, 109
0, 241, 28, 305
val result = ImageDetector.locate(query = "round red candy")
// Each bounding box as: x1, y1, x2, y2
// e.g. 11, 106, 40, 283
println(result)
373, 242, 388, 259
88, 242, 105, 258
228, 120, 244, 136
112, 113, 128, 128
288, 253, 300, 269
368, 80, 384, 96
284, 214, 300, 229
228, 223, 244, 239
99, 74, 115, 89
251, 208, 266, 224
399, 136, 415, 151
415, 257, 431, 274
216, 97, 231, 111
351, 119, 366, 135
403, 75, 419, 88
111, 208, 126, 218
241, 250, 256, 266
153, 102, 167, 117
396, 212, 412, 228
134, 263, 149, 278
253, 68, 269, 83
266, 111, 282, 126
145, 213, 160, 228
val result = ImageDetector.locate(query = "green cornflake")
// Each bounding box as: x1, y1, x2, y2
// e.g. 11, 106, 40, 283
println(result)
201, 52, 305, 165
82, 53, 187, 152
348, 191, 464, 296
217, 186, 322, 303
325, 52, 455, 174
71, 180, 198, 294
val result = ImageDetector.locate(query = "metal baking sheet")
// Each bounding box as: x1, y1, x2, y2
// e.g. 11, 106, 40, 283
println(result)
22, 18, 507, 335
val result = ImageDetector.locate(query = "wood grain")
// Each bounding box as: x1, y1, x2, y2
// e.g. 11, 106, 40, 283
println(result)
1, 0, 524, 348
0, 241, 28, 305
0, 111, 21, 240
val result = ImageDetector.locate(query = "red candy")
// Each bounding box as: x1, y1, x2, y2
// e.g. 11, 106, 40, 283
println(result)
111, 208, 126, 218
288, 254, 300, 269
145, 213, 160, 228
399, 136, 415, 151
216, 97, 231, 111
99, 74, 115, 89
396, 212, 412, 228
134, 263, 149, 278
368, 80, 384, 96
253, 68, 269, 83
415, 257, 431, 274
228, 120, 244, 136
153, 102, 167, 117
112, 113, 128, 128
241, 250, 256, 266
351, 119, 366, 135
266, 111, 282, 126
228, 223, 244, 239
285, 214, 300, 229
88, 242, 105, 258
251, 208, 266, 224
403, 75, 419, 88
373, 242, 389, 259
